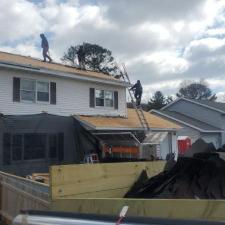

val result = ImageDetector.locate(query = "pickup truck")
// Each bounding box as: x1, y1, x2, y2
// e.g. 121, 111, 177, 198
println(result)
12, 211, 225, 225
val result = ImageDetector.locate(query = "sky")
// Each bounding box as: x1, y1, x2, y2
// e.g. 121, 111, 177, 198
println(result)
1, 0, 225, 102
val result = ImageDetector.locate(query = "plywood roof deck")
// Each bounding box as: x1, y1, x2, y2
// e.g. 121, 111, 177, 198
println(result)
0, 51, 120, 82
78, 108, 181, 130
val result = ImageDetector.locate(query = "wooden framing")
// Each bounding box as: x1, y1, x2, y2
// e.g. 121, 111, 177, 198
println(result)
50, 161, 165, 199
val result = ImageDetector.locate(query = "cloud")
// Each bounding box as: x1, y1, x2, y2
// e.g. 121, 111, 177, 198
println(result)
1, 0, 225, 102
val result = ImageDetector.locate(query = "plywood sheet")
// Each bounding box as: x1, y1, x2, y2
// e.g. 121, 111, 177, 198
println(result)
50, 161, 165, 199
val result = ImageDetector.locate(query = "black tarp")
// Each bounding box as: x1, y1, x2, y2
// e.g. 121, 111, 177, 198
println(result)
0, 113, 99, 176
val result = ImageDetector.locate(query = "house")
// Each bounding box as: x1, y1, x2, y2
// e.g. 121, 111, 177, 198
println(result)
151, 97, 225, 149
0, 51, 180, 175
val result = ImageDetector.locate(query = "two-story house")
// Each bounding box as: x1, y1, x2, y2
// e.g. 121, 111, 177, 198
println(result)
0, 51, 180, 175
151, 97, 225, 149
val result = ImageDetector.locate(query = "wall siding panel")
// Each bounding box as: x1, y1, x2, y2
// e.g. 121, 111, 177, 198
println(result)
0, 69, 126, 117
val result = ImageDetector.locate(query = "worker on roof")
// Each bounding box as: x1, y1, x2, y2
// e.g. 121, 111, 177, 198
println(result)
40, 33, 52, 62
130, 80, 143, 106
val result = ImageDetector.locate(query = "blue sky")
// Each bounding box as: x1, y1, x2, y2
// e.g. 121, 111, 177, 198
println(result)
1, 0, 225, 101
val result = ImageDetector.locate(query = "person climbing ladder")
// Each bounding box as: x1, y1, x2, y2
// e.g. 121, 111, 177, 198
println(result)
130, 80, 143, 106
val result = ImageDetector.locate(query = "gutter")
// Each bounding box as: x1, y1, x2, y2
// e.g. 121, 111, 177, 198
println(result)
0, 62, 129, 87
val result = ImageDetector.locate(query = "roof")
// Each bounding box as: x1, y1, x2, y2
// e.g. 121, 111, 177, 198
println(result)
190, 99, 225, 112
151, 110, 223, 132
162, 97, 225, 114
0, 51, 122, 83
76, 108, 181, 131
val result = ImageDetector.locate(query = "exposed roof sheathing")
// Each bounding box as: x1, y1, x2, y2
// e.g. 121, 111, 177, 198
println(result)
78, 108, 181, 130
0, 51, 120, 81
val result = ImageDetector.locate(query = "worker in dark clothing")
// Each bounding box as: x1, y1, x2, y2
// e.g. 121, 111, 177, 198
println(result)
130, 80, 143, 106
40, 33, 52, 62
77, 45, 85, 69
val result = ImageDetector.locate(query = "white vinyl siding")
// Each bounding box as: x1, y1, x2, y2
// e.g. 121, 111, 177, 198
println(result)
0, 69, 126, 117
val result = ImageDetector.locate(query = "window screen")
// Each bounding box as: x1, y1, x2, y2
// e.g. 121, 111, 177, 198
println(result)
24, 133, 46, 160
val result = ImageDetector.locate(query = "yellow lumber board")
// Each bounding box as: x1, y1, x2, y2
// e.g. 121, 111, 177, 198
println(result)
50, 161, 165, 199
51, 198, 225, 221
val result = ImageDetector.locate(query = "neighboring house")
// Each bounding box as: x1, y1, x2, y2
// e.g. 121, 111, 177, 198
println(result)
151, 97, 225, 149
0, 51, 180, 175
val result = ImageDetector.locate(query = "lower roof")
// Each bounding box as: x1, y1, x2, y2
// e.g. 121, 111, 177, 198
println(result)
76, 108, 181, 131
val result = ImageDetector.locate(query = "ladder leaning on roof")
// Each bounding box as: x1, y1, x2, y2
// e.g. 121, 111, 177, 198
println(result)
116, 63, 150, 132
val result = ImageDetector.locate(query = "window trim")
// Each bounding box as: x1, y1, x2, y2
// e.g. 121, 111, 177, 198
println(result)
95, 89, 114, 108
20, 78, 50, 104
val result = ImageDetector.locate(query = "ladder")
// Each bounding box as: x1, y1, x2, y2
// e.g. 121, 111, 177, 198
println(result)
117, 63, 150, 132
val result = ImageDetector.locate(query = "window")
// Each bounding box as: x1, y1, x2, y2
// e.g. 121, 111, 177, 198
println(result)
95, 90, 104, 106
12, 134, 22, 161
24, 133, 46, 160
3, 133, 64, 163
20, 79, 49, 103
105, 91, 114, 107
37, 81, 49, 102
20, 79, 36, 102
95, 90, 114, 107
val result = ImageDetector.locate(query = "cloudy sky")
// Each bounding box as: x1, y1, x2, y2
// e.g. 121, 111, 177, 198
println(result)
1, 0, 225, 102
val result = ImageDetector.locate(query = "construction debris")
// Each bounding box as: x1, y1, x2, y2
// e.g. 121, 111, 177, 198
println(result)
125, 139, 225, 199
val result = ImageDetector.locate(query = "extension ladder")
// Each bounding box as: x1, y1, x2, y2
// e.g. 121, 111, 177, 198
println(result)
117, 63, 150, 132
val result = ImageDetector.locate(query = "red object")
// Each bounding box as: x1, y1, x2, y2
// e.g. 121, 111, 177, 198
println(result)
178, 136, 192, 154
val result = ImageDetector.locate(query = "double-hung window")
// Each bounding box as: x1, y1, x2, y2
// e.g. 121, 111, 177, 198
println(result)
95, 90, 105, 107
37, 81, 49, 102
105, 91, 114, 107
20, 79, 50, 103
95, 89, 114, 107
20, 79, 36, 102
